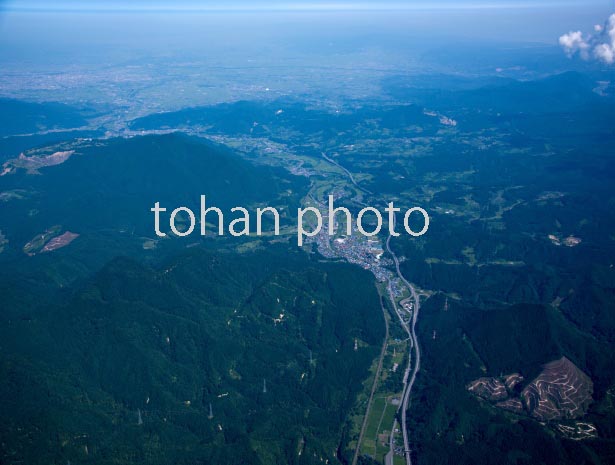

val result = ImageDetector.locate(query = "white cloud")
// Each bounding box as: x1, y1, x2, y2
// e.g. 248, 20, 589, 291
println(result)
594, 43, 615, 64
560, 13, 615, 65
559, 30, 590, 58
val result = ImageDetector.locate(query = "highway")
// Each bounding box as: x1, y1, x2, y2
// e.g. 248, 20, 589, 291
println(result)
321, 152, 372, 196
386, 228, 421, 465
315, 154, 420, 465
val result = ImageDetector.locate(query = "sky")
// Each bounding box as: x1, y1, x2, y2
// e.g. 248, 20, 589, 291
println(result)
0, 0, 613, 68
0, 0, 613, 110
2, 0, 613, 11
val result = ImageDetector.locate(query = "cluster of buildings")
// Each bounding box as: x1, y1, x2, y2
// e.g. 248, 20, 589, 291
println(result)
309, 222, 394, 283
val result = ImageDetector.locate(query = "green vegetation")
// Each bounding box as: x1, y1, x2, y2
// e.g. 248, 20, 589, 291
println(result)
0, 247, 384, 465
0, 98, 89, 137
0, 134, 386, 464
3, 67, 615, 464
